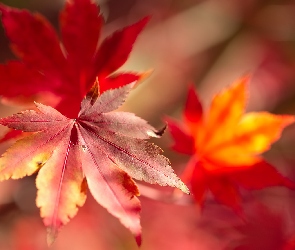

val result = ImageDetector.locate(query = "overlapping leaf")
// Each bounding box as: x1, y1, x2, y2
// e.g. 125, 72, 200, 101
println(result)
167, 77, 295, 212
0, 83, 189, 246
0, 0, 148, 117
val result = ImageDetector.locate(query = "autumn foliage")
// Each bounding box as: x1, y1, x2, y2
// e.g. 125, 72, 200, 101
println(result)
0, 82, 189, 246
0, 0, 294, 249
0, 0, 147, 117
0, 0, 190, 246
167, 77, 295, 212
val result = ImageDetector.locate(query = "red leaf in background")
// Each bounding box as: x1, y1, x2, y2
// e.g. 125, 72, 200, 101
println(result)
0, 0, 148, 117
228, 205, 295, 250
167, 77, 295, 212
0, 83, 189, 246
164, 117, 195, 155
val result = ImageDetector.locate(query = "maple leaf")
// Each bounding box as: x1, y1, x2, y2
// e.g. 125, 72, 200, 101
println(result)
166, 76, 295, 212
0, 0, 148, 117
0, 82, 189, 246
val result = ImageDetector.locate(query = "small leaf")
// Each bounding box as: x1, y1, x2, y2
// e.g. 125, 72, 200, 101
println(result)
168, 76, 295, 211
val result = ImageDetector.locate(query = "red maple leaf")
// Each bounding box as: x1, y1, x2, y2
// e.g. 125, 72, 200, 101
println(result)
0, 82, 189, 246
0, 0, 148, 117
166, 77, 295, 212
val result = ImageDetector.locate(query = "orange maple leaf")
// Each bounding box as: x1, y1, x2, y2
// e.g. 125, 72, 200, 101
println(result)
167, 76, 295, 212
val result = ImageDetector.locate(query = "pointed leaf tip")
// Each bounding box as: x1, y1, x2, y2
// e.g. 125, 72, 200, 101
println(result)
133, 69, 154, 89
179, 181, 190, 195
47, 227, 57, 247
139, 69, 153, 81
153, 124, 167, 137
135, 233, 142, 246
282, 115, 295, 126
137, 16, 151, 28
184, 84, 202, 123
239, 74, 252, 84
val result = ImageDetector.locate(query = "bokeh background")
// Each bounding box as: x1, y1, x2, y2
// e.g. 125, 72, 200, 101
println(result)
0, 0, 295, 249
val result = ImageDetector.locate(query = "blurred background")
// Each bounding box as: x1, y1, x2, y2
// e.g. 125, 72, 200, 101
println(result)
0, 0, 295, 249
